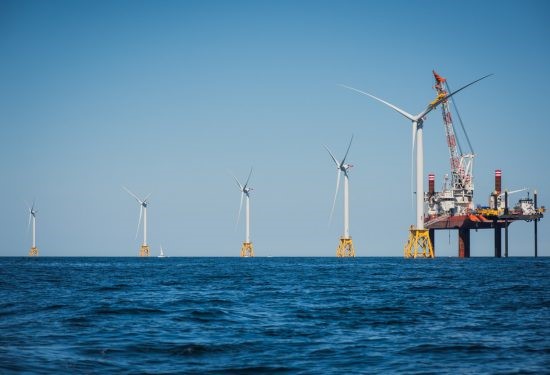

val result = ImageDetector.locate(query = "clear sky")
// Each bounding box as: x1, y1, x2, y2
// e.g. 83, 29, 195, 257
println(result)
1, 0, 549, 256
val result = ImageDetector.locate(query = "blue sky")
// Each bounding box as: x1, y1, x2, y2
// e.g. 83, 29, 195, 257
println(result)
1, 0, 549, 256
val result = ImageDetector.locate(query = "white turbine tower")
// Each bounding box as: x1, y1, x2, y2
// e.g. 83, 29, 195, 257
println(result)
325, 135, 356, 257
341, 73, 491, 258
232, 168, 254, 257
123, 186, 151, 257
27, 201, 39, 256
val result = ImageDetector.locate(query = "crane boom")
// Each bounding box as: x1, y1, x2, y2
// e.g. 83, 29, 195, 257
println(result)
426, 71, 475, 217
433, 71, 463, 185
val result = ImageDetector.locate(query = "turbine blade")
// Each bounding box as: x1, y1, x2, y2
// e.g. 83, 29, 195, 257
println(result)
329, 170, 341, 224
341, 134, 354, 165
417, 74, 493, 119
236, 192, 244, 227
123, 186, 142, 204
324, 145, 340, 168
27, 212, 32, 233
244, 167, 253, 189
135, 206, 143, 240
231, 173, 243, 191
340, 84, 416, 121
143, 193, 151, 203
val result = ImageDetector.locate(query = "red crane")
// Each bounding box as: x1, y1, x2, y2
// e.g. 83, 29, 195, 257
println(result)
428, 71, 475, 216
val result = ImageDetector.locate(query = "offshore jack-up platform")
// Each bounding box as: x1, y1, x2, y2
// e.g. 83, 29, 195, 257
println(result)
425, 170, 544, 257
422, 72, 544, 257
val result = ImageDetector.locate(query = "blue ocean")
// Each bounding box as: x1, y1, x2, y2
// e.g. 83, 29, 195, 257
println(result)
0, 257, 548, 373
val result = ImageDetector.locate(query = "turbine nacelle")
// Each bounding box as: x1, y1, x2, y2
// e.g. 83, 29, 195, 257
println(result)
341, 163, 353, 171
26, 200, 37, 217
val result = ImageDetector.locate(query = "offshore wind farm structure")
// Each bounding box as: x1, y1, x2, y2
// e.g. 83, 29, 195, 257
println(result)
27, 201, 39, 256
325, 135, 356, 257
22, 71, 545, 258
233, 168, 255, 257
344, 71, 544, 258
124, 187, 151, 257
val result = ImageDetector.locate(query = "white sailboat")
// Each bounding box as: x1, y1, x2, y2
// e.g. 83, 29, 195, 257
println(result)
157, 245, 166, 258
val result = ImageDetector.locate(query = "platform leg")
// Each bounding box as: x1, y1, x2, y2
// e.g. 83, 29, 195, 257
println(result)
535, 219, 538, 258
458, 228, 470, 258
504, 220, 509, 258
494, 222, 501, 258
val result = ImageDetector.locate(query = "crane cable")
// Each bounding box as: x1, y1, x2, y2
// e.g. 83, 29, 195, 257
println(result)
445, 81, 475, 155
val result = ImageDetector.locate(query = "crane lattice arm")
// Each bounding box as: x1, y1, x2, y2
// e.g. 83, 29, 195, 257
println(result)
432, 71, 474, 192
425, 71, 476, 216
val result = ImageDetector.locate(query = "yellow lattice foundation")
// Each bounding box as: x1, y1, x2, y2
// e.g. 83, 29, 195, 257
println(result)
240, 242, 254, 257
28, 247, 39, 257
404, 226, 434, 258
139, 245, 150, 257
336, 237, 355, 257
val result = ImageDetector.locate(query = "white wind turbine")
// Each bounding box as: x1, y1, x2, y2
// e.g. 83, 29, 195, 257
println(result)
341, 74, 491, 258
26, 201, 39, 256
123, 186, 151, 256
341, 75, 491, 231
325, 135, 356, 257
232, 168, 254, 257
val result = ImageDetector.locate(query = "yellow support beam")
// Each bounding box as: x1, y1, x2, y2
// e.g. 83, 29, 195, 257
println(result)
240, 242, 254, 257
139, 245, 150, 257
404, 227, 434, 258
336, 237, 355, 257
28, 247, 38, 256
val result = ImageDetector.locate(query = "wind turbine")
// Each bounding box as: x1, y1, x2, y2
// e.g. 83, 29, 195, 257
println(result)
341, 73, 491, 258
123, 186, 151, 257
324, 135, 356, 257
232, 168, 254, 257
26, 201, 39, 256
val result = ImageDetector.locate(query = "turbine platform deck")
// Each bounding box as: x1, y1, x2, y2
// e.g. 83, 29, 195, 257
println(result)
425, 212, 543, 230
424, 211, 543, 258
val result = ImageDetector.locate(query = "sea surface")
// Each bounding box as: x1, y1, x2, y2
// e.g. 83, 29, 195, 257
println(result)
0, 257, 548, 374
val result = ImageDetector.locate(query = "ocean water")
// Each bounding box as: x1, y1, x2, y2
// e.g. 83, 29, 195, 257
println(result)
0, 257, 548, 374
